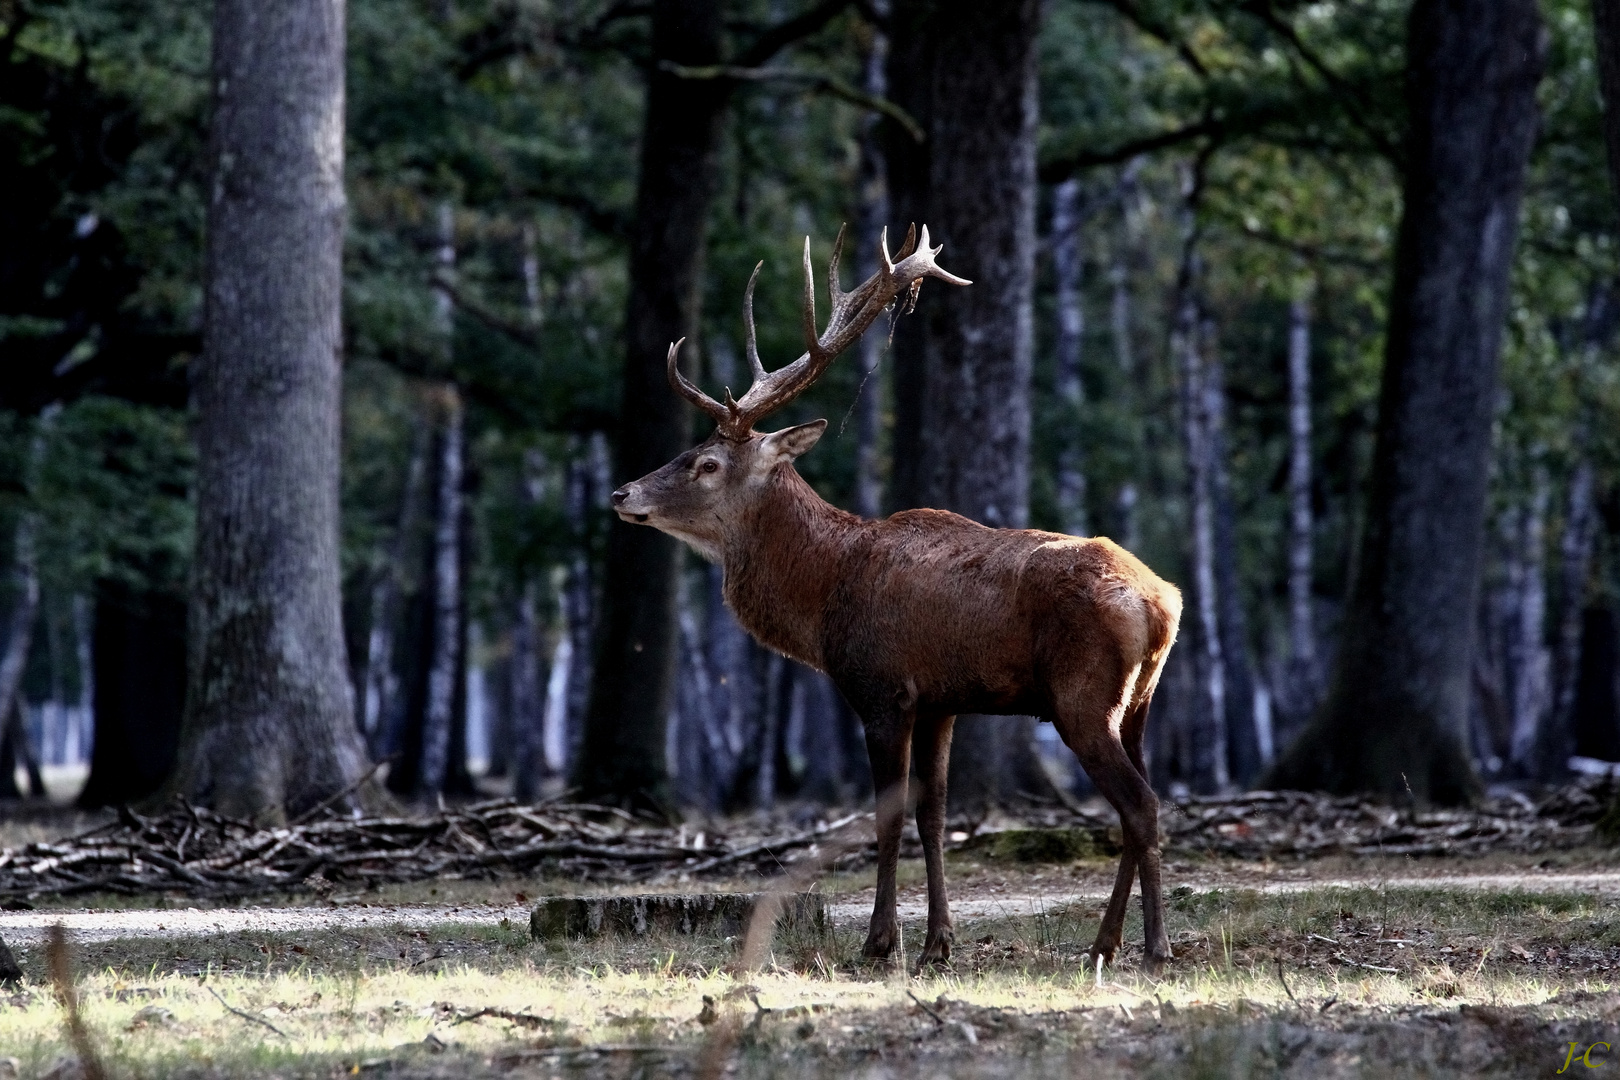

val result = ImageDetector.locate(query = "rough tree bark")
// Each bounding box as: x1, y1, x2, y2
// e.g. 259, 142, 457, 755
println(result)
1270, 0, 1544, 804
170, 0, 372, 820
886, 0, 1050, 814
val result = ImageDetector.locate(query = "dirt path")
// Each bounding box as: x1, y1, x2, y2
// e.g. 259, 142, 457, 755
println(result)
5, 867, 1620, 946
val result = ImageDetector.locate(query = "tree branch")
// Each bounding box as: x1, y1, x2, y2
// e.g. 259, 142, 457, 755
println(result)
1040, 116, 1221, 182
661, 61, 924, 142
732, 0, 854, 68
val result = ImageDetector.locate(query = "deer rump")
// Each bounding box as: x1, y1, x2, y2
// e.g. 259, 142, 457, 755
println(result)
612, 224, 1182, 973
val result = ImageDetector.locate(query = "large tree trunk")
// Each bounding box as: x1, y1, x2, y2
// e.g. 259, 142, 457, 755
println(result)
574, 0, 724, 809
885, 0, 1047, 815
171, 0, 371, 820
1271, 0, 1543, 804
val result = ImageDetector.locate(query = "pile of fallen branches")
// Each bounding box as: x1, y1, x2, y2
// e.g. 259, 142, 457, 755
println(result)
0, 799, 870, 902
1150, 780, 1610, 859
1, 778, 1613, 900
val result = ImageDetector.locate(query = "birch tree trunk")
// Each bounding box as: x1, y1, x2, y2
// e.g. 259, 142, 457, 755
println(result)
855, 16, 890, 522
419, 388, 466, 795
1053, 178, 1088, 538
1175, 268, 1228, 793
1271, 0, 1543, 803
1205, 316, 1262, 786
170, 0, 371, 820
1283, 283, 1321, 728
1504, 466, 1551, 772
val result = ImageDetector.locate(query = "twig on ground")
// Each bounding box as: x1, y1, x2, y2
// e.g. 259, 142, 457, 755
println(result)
206, 985, 287, 1038
1276, 956, 1300, 1006
907, 990, 944, 1025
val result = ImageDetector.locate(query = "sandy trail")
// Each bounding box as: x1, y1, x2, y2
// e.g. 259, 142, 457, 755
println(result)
5, 869, 1620, 946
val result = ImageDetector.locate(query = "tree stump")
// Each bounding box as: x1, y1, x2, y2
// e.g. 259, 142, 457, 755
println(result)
529, 892, 826, 941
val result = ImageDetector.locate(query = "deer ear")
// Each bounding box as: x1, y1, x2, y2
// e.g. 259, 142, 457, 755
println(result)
762, 420, 827, 464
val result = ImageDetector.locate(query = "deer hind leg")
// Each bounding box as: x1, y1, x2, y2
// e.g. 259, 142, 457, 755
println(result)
1120, 695, 1171, 971
861, 712, 913, 962
1056, 694, 1167, 973
913, 713, 956, 969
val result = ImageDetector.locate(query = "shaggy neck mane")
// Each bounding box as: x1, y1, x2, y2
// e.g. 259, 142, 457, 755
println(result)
720, 465, 861, 669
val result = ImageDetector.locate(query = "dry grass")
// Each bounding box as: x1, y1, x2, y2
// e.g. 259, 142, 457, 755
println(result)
3, 849, 1620, 1077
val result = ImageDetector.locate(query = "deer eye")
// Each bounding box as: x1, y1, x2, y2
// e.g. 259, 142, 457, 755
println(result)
700, 460, 719, 474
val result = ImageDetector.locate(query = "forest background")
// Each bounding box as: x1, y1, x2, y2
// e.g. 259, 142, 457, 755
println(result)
1, 0, 1616, 819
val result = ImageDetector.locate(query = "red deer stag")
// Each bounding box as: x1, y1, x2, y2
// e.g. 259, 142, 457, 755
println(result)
611, 225, 1181, 973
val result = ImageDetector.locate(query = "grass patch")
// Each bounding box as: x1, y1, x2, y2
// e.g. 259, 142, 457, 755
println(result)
4, 870, 1620, 1077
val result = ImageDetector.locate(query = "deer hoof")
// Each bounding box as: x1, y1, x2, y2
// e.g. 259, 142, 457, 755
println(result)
917, 931, 953, 970
861, 924, 900, 961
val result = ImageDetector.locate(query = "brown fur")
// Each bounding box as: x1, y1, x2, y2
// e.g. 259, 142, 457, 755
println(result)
614, 425, 1182, 972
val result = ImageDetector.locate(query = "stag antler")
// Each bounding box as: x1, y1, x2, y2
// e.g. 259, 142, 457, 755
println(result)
668, 224, 970, 439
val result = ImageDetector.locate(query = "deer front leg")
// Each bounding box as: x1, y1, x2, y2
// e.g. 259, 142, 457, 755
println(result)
913, 713, 956, 969
862, 718, 912, 962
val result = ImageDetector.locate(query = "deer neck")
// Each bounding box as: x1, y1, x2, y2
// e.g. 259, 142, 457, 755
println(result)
720, 466, 858, 670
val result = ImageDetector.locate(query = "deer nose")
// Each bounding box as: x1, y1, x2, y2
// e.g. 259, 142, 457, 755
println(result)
611, 487, 629, 506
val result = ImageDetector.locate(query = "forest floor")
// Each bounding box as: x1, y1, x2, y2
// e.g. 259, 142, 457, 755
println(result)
2, 829, 1620, 1078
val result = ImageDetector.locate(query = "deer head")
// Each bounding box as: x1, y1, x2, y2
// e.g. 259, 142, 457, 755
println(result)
611, 224, 969, 558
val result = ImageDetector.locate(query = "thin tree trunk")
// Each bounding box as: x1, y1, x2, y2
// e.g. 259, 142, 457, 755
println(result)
854, 16, 890, 522
576, 0, 725, 809
1205, 316, 1261, 787
1271, 0, 1543, 804
886, 0, 1050, 815
1539, 459, 1597, 776
510, 580, 544, 800
71, 593, 92, 766
1284, 283, 1321, 724
1504, 465, 1551, 772
419, 388, 465, 794
0, 519, 40, 769
363, 422, 430, 754
1175, 263, 1228, 794
1053, 178, 1088, 538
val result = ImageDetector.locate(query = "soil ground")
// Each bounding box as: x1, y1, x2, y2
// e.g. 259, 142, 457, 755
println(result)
3, 809, 1620, 1077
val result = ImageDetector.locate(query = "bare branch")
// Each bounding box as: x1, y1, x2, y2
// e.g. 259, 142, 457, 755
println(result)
660, 61, 924, 142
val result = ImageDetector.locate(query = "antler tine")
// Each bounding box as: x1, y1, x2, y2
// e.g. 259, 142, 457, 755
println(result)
827, 223, 847, 308
895, 222, 918, 261
801, 236, 821, 359
742, 261, 767, 382
665, 338, 731, 427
